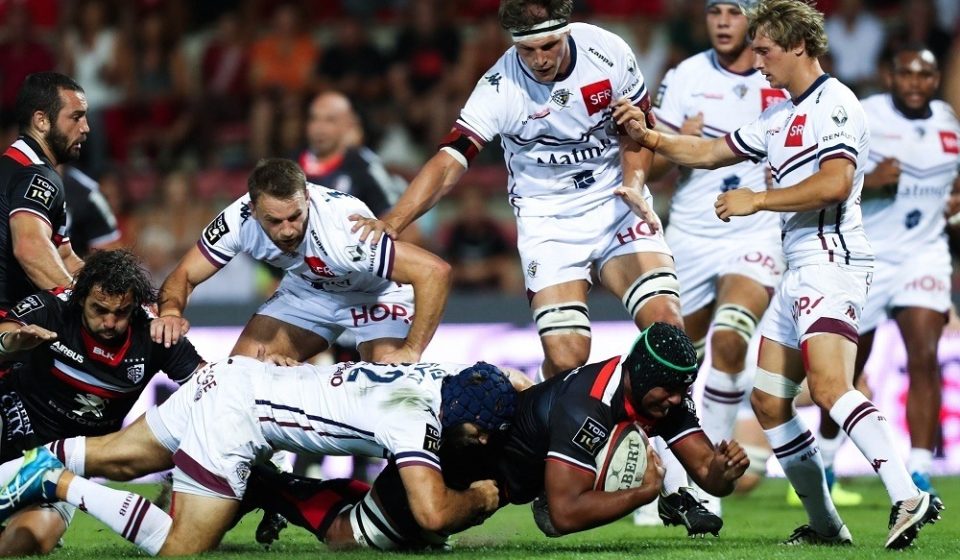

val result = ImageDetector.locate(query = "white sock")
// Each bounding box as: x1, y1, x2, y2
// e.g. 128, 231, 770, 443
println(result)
765, 415, 843, 536
47, 437, 86, 476
654, 437, 689, 494
817, 431, 845, 470
64, 475, 171, 555
908, 448, 934, 475
829, 390, 917, 503
700, 367, 745, 444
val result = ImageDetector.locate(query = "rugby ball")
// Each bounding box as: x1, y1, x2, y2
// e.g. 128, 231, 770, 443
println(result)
593, 421, 649, 491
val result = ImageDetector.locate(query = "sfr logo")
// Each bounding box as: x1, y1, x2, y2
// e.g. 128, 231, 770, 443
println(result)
785, 114, 806, 147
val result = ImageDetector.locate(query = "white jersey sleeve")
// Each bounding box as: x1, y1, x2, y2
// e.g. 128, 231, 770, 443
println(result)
653, 67, 683, 131
456, 63, 511, 148
727, 110, 771, 163
312, 189, 398, 281
196, 195, 249, 268
813, 99, 863, 167
378, 407, 443, 471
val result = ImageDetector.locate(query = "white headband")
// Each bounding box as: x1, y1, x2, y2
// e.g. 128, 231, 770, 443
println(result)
510, 19, 570, 42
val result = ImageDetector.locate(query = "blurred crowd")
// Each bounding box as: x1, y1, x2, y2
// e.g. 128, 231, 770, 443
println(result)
3, 0, 960, 298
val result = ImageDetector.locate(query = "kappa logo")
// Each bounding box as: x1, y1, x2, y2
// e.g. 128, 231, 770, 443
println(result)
940, 130, 959, 154
785, 114, 807, 147
580, 79, 613, 116
572, 417, 608, 455
25, 174, 56, 210
587, 47, 613, 67
831, 105, 848, 127
871, 458, 887, 472
203, 213, 229, 245
485, 72, 502, 92
304, 256, 335, 278
760, 88, 787, 111
844, 305, 857, 321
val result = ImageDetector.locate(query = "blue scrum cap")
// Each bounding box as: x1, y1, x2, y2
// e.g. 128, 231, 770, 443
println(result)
440, 362, 517, 432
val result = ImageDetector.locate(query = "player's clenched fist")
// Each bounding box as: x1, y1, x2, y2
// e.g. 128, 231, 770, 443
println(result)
715, 187, 766, 222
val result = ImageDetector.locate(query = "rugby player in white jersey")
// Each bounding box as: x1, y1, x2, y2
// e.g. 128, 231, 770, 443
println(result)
612, 0, 942, 549
816, 46, 960, 502
149, 158, 451, 364
351, 0, 683, 380
648, 0, 786, 522
0, 360, 525, 555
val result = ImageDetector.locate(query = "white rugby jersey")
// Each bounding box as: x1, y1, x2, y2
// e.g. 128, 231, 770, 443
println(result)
252, 360, 470, 472
455, 22, 652, 217
726, 75, 873, 268
197, 183, 397, 293
860, 94, 960, 256
655, 50, 784, 238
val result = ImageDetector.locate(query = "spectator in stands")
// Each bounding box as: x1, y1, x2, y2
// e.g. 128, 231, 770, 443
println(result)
61, 0, 130, 176
197, 10, 251, 166
621, 14, 671, 90
883, 0, 953, 65
388, 0, 463, 147
0, 4, 56, 141
315, 17, 388, 123
442, 189, 521, 294
453, 15, 512, 99
123, 8, 193, 170
248, 3, 318, 160
133, 171, 214, 258
824, 0, 886, 93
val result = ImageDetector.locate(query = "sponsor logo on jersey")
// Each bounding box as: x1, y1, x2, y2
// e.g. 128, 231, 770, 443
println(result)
831, 105, 848, 127
572, 417, 608, 455
587, 47, 613, 68
760, 88, 787, 111
905, 209, 922, 229
522, 108, 551, 126
733, 83, 748, 99
310, 229, 328, 255
534, 139, 612, 165
11, 295, 44, 317
581, 79, 613, 116
203, 213, 229, 245
423, 424, 441, 452
692, 92, 724, 100
304, 256, 335, 278
126, 363, 145, 384
785, 114, 807, 147
484, 72, 502, 92
239, 202, 252, 222
72, 393, 107, 418
0, 392, 34, 440
51, 341, 84, 363
25, 174, 57, 210
940, 130, 959, 154
527, 260, 538, 278
92, 346, 116, 361
722, 174, 741, 192
551, 88, 572, 108
350, 304, 411, 326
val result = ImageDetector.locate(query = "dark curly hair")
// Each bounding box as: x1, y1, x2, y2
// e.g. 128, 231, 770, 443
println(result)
69, 249, 157, 312
498, 0, 572, 32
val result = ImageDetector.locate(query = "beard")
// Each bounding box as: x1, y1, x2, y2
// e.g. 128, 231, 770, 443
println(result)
45, 123, 78, 163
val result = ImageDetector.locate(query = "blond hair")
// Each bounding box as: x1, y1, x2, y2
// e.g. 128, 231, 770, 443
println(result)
747, 0, 828, 58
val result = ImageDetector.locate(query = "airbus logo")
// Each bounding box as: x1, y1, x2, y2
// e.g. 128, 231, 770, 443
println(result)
51, 341, 84, 363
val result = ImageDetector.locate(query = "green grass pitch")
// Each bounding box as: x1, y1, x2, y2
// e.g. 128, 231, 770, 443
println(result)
54, 476, 957, 559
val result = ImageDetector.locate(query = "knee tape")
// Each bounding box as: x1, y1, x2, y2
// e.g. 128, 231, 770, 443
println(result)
621, 267, 680, 318
743, 444, 772, 476
533, 302, 591, 338
712, 304, 759, 344
752, 367, 802, 399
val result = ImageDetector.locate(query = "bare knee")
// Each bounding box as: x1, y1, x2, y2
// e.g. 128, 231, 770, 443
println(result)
0, 510, 66, 556
542, 337, 589, 377
750, 389, 791, 427
710, 329, 749, 371
324, 512, 359, 550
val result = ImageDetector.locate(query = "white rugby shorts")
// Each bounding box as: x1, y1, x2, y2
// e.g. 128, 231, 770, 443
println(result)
146, 358, 272, 500
259, 276, 414, 345
666, 227, 784, 315
760, 264, 871, 349
859, 246, 952, 333
517, 196, 672, 293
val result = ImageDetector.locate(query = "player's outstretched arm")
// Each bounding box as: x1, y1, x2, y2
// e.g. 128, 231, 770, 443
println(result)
0, 322, 57, 356
351, 150, 470, 243
398, 465, 499, 533
612, 98, 742, 170
542, 446, 663, 535
377, 242, 452, 364
151, 245, 219, 348
671, 433, 749, 497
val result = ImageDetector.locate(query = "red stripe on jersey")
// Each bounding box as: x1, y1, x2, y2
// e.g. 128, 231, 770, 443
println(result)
80, 325, 132, 367
589, 356, 621, 400
49, 366, 127, 399
3, 147, 32, 166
